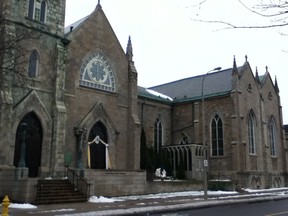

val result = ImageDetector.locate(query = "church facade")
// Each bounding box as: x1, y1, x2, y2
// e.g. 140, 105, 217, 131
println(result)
0, 1, 287, 202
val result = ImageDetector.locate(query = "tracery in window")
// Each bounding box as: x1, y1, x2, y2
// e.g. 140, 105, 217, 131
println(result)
269, 117, 277, 156
154, 116, 163, 154
211, 114, 224, 156
248, 110, 257, 155
28, 0, 47, 23
80, 52, 116, 92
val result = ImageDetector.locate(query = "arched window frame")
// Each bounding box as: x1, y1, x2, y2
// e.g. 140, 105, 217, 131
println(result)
154, 115, 164, 154
40, 1, 47, 22
268, 116, 277, 156
28, 50, 39, 78
28, 0, 47, 23
248, 110, 257, 155
210, 113, 224, 156
179, 133, 189, 145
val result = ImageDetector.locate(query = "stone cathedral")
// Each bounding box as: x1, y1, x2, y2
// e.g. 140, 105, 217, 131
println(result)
0, 1, 287, 202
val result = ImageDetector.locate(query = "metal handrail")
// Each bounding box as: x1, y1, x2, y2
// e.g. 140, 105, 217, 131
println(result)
65, 166, 90, 199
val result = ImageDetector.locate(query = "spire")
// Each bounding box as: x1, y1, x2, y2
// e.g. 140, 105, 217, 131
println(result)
275, 75, 279, 93
232, 55, 238, 75
96, 0, 102, 9
266, 66, 268, 73
245, 55, 248, 62
255, 67, 260, 84
231, 55, 238, 90
126, 35, 133, 61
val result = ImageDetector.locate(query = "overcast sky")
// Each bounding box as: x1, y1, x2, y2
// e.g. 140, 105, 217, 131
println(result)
65, 0, 288, 124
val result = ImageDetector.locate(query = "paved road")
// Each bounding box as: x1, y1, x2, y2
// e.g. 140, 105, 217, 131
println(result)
152, 199, 288, 216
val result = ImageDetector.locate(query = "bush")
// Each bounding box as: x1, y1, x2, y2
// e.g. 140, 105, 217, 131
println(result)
208, 181, 233, 191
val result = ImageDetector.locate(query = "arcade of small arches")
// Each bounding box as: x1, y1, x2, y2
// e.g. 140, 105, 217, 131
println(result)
162, 144, 205, 180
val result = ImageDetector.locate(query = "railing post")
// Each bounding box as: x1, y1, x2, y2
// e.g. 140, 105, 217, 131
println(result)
66, 166, 89, 200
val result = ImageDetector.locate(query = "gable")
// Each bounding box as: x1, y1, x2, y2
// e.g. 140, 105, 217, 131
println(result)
259, 71, 279, 102
64, 4, 129, 97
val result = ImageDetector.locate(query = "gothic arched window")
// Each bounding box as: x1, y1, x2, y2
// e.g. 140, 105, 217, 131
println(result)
269, 117, 277, 156
154, 116, 163, 154
248, 111, 257, 155
28, 0, 34, 19
211, 114, 224, 156
28, 0, 47, 23
28, 50, 39, 78
40, 1, 47, 22
180, 133, 189, 145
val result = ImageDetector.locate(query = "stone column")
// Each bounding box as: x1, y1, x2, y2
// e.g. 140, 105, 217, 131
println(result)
74, 127, 87, 177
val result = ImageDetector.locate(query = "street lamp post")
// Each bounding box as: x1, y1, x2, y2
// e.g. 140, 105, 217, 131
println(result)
201, 67, 221, 200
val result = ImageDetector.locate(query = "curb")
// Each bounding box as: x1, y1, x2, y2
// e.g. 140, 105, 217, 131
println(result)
57, 194, 288, 216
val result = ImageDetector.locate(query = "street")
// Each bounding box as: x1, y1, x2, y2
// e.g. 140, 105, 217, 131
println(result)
152, 199, 288, 216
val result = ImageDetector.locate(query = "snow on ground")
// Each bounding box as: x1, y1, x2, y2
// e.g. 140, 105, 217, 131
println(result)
8, 203, 37, 209
89, 196, 120, 203
110, 190, 239, 202
244, 187, 288, 193
5, 187, 288, 209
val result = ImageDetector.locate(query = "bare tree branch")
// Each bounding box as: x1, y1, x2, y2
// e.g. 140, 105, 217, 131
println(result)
0, 19, 42, 103
185, 0, 209, 9
239, 0, 288, 17
193, 18, 288, 29
191, 0, 288, 31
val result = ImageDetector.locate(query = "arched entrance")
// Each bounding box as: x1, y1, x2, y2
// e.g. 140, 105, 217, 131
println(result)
88, 121, 108, 169
13, 112, 43, 177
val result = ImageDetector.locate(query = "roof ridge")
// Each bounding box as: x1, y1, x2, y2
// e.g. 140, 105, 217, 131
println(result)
149, 67, 234, 89
64, 15, 90, 35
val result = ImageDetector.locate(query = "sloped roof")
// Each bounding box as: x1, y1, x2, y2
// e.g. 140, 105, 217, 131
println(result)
148, 68, 235, 102
64, 15, 89, 35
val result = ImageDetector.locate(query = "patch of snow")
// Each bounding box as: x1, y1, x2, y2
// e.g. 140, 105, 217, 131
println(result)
45, 176, 53, 180
209, 179, 232, 182
45, 209, 75, 213
244, 187, 287, 193
9, 203, 37, 209
114, 190, 238, 201
89, 196, 121, 203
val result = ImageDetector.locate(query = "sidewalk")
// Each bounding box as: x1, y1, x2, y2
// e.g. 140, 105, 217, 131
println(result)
7, 188, 288, 216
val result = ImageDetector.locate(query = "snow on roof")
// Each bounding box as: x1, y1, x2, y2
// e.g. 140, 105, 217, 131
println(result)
146, 89, 173, 101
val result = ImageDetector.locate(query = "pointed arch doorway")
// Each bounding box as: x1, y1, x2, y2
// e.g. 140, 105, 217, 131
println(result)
13, 112, 43, 177
88, 121, 108, 169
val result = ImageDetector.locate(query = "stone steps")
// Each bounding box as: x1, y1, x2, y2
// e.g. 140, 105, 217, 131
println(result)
35, 179, 88, 204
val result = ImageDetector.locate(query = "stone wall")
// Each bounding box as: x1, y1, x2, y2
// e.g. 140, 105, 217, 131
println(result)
0, 166, 37, 202
84, 169, 204, 197
85, 170, 147, 197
